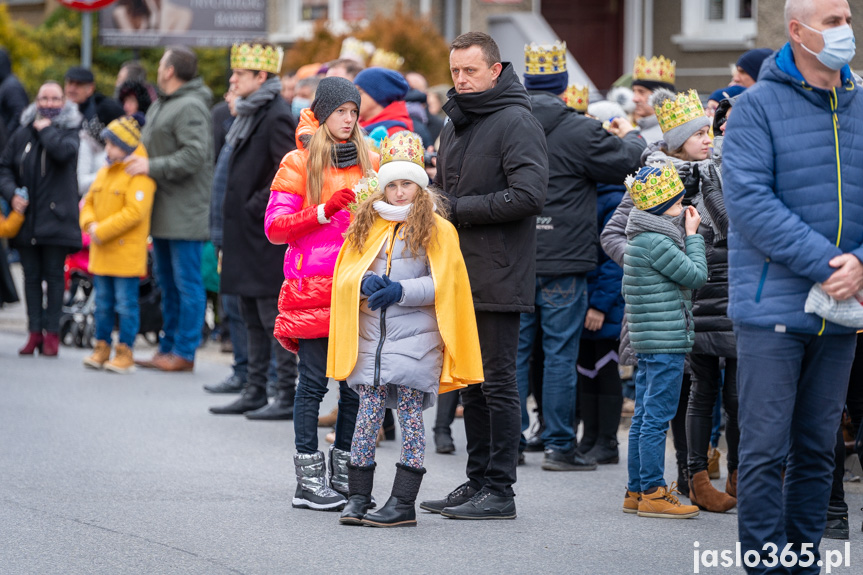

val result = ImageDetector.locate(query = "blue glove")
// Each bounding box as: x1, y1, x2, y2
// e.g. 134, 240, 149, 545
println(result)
14, 187, 29, 201
361, 274, 387, 296
367, 275, 403, 311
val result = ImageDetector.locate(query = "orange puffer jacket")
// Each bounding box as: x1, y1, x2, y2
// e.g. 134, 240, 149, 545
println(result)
266, 110, 379, 352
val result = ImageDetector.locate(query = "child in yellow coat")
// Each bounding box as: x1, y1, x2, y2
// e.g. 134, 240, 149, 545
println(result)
0, 188, 27, 238
79, 117, 155, 373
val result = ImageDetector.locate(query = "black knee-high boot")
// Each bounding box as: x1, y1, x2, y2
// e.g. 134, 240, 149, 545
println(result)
362, 463, 426, 527
339, 462, 377, 525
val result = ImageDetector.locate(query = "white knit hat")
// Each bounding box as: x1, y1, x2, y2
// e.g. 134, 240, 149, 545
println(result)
376, 131, 429, 191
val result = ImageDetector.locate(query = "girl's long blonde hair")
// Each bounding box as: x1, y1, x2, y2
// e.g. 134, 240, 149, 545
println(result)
345, 183, 448, 257
305, 121, 372, 204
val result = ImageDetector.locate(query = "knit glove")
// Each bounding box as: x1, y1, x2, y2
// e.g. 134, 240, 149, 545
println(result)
361, 274, 387, 296
682, 163, 700, 200
367, 275, 403, 311
323, 188, 355, 220
440, 192, 458, 224
14, 187, 29, 201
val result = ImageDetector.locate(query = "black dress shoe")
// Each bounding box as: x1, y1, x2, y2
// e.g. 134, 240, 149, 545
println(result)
434, 431, 455, 454
203, 374, 246, 394
245, 388, 295, 420
440, 488, 517, 520
541, 446, 597, 471
209, 387, 267, 415
419, 481, 479, 514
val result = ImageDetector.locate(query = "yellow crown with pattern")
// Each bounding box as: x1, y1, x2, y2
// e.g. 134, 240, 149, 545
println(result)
564, 85, 589, 112
339, 37, 375, 65
654, 89, 705, 134
633, 55, 676, 85
524, 41, 567, 75
380, 131, 424, 168
231, 43, 284, 75
625, 163, 685, 212
370, 48, 404, 70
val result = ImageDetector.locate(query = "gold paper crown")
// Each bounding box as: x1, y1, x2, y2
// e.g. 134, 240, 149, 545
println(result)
380, 131, 424, 168
369, 48, 404, 70
625, 163, 685, 212
524, 41, 567, 75
339, 37, 375, 65
564, 85, 589, 112
230, 43, 284, 75
633, 55, 676, 85
654, 89, 705, 134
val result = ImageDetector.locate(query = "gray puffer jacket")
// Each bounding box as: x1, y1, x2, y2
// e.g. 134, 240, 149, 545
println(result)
347, 229, 443, 410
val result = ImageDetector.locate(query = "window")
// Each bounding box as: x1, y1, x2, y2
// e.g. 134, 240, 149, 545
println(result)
673, 0, 757, 50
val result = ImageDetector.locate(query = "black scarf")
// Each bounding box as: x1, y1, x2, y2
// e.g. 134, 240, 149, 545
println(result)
332, 142, 358, 168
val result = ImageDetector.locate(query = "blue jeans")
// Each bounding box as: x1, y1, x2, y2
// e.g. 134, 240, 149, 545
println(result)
152, 238, 205, 362
293, 337, 359, 454
516, 275, 587, 452
93, 275, 140, 347
735, 326, 855, 574
220, 293, 248, 381
627, 353, 685, 492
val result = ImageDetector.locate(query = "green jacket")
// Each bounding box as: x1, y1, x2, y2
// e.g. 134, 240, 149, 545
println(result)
142, 77, 214, 240
622, 209, 707, 355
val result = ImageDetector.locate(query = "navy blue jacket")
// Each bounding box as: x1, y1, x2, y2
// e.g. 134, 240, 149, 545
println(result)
583, 184, 625, 340
723, 44, 863, 335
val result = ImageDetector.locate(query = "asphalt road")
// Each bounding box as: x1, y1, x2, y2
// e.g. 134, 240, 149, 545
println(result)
1, 299, 861, 574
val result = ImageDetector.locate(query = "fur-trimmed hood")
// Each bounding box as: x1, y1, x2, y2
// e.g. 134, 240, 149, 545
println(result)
19, 100, 83, 130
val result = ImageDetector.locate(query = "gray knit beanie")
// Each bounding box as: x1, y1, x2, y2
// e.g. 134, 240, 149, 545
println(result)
311, 76, 362, 123
650, 88, 710, 152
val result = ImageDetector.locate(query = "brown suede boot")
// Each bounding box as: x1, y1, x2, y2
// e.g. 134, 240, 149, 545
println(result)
689, 470, 736, 512
105, 343, 135, 374
726, 469, 738, 498
707, 446, 721, 479
318, 405, 338, 427
83, 340, 111, 369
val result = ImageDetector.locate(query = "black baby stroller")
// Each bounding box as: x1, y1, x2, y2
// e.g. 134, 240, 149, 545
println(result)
60, 252, 162, 349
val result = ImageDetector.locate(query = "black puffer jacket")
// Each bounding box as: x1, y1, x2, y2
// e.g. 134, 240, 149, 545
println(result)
691, 160, 735, 358
433, 63, 549, 313
529, 91, 645, 275
0, 102, 82, 250
0, 50, 28, 136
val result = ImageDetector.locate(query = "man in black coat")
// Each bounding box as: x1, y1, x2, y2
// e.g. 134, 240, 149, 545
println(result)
0, 49, 28, 136
420, 32, 549, 520
209, 43, 299, 420
517, 42, 646, 472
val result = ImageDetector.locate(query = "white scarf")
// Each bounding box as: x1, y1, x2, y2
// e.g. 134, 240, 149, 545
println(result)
373, 201, 412, 222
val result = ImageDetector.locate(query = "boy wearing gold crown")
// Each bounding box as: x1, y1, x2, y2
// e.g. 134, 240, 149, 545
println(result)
631, 55, 676, 144
621, 163, 707, 519
327, 131, 483, 527
518, 41, 645, 471
209, 42, 301, 420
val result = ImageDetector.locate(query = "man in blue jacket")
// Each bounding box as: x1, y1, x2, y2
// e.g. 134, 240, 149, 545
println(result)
723, 1, 863, 571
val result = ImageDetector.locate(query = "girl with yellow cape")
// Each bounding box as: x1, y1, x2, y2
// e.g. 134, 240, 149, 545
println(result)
327, 131, 483, 528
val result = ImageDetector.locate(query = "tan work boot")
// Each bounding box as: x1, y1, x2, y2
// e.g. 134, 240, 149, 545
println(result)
104, 343, 136, 374
623, 489, 641, 514
318, 406, 338, 427
83, 340, 111, 369
707, 446, 721, 479
690, 470, 736, 512
637, 483, 699, 519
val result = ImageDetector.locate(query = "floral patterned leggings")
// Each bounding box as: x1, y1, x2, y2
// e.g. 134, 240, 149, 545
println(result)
350, 384, 425, 469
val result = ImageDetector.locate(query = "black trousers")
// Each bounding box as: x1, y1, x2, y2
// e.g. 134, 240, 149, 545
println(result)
434, 388, 460, 435
828, 334, 863, 515
670, 372, 691, 469
687, 354, 739, 474
462, 311, 522, 497
18, 244, 67, 333
239, 296, 297, 393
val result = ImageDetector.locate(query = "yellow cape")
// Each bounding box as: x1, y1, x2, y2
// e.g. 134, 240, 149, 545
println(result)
326, 214, 484, 393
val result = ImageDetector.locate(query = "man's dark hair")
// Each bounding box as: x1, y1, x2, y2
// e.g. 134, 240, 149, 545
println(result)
325, 58, 364, 80
164, 46, 198, 82
120, 60, 148, 83
450, 32, 501, 67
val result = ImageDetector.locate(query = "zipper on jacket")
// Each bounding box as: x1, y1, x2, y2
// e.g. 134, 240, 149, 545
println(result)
819, 88, 844, 336
373, 223, 400, 386
755, 258, 770, 303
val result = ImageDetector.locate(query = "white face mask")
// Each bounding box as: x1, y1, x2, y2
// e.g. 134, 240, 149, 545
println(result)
800, 22, 856, 71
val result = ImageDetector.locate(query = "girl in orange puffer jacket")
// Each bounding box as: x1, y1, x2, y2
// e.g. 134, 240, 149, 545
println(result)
266, 77, 379, 511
